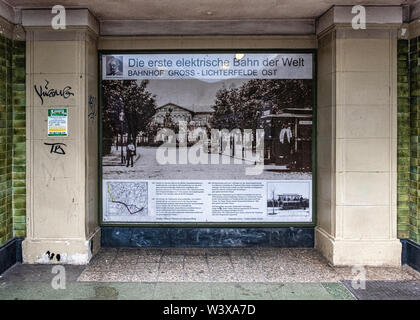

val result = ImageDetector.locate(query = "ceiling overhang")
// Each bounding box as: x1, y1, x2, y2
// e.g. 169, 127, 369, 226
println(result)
0, 0, 411, 36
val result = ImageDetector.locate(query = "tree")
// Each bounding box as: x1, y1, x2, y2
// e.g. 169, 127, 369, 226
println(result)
121, 80, 157, 151
209, 85, 239, 130
210, 79, 313, 131
163, 107, 178, 133
102, 81, 124, 155
102, 80, 157, 155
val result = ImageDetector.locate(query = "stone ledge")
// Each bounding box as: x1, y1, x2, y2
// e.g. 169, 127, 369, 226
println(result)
315, 227, 402, 267
316, 5, 403, 36
21, 8, 99, 35
0, 0, 16, 24
98, 35, 318, 50
100, 19, 315, 36
22, 227, 101, 265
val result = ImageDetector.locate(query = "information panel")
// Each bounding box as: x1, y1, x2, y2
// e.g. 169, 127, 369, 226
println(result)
102, 53, 312, 81
101, 52, 314, 224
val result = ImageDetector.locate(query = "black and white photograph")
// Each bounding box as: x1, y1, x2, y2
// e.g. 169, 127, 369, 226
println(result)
266, 181, 311, 218
100, 53, 314, 224
106, 55, 123, 76
101, 76, 313, 181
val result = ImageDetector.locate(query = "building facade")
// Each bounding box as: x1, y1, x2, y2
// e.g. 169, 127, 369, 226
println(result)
0, 1, 419, 272
153, 103, 213, 128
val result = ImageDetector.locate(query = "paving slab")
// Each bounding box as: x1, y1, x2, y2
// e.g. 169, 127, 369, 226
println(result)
76, 248, 420, 283
0, 248, 418, 300
0, 282, 356, 300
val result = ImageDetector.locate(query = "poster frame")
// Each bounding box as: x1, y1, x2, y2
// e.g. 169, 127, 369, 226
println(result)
98, 48, 317, 227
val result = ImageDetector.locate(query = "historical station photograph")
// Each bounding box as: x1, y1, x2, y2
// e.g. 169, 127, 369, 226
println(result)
101, 77, 313, 180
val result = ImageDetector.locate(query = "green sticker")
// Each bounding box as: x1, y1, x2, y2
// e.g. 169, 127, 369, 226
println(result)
48, 108, 68, 136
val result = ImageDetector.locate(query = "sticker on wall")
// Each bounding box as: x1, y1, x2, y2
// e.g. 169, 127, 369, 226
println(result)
48, 108, 68, 137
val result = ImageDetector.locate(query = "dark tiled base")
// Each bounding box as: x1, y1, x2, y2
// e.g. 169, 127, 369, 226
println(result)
0, 237, 24, 275
401, 239, 420, 272
101, 227, 314, 248
342, 280, 420, 300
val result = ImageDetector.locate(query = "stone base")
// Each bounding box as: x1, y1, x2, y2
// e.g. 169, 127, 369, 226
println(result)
0, 237, 24, 274
101, 226, 315, 248
22, 227, 101, 265
315, 227, 402, 267
401, 239, 420, 272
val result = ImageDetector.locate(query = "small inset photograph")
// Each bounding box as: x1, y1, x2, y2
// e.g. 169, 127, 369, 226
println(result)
267, 181, 310, 216
106, 55, 123, 76
103, 180, 148, 221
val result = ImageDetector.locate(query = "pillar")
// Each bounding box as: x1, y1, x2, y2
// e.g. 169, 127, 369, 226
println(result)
21, 9, 100, 264
315, 6, 403, 266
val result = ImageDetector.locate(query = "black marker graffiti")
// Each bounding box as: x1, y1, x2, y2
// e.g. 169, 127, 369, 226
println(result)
46, 251, 61, 261
34, 80, 74, 105
46, 251, 55, 260
44, 142, 66, 155
88, 95, 97, 119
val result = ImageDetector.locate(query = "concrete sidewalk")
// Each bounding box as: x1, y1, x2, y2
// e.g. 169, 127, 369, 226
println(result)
0, 248, 419, 300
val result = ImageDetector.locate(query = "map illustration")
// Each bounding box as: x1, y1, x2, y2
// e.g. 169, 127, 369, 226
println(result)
104, 181, 148, 221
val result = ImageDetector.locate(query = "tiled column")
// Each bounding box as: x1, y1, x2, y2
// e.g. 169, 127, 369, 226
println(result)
315, 6, 402, 266
22, 9, 100, 264
408, 20, 420, 244
12, 30, 26, 239
397, 38, 411, 239
0, 18, 13, 245
0, 17, 26, 246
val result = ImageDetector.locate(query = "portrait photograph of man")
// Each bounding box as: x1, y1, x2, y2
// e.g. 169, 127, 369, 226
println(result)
106, 55, 123, 76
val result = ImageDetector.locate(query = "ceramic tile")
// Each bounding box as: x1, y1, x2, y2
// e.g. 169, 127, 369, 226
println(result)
101, 271, 133, 282
160, 254, 185, 264
76, 248, 419, 284
184, 255, 207, 265
132, 264, 159, 282
157, 263, 184, 282
77, 271, 104, 282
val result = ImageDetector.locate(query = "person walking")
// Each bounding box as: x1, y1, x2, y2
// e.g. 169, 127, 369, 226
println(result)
279, 123, 292, 164
126, 140, 135, 167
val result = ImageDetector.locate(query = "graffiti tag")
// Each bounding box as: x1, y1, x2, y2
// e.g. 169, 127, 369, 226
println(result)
34, 80, 74, 105
44, 142, 66, 155
88, 95, 97, 120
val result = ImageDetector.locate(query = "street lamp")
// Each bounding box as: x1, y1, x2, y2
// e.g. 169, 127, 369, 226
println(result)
119, 110, 125, 164
272, 189, 275, 215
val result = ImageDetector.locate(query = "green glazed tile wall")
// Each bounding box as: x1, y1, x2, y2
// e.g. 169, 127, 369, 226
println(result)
409, 37, 420, 243
398, 39, 410, 239
0, 34, 12, 245
0, 34, 25, 246
12, 40, 25, 240
399, 37, 420, 244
